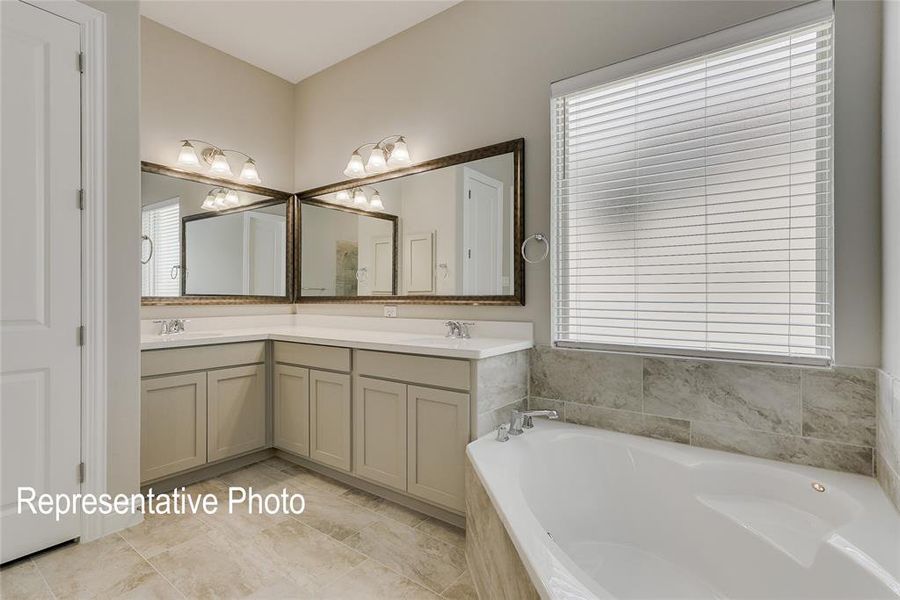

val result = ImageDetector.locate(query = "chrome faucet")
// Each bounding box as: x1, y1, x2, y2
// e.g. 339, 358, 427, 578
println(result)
153, 318, 187, 335
444, 320, 475, 339
507, 409, 559, 437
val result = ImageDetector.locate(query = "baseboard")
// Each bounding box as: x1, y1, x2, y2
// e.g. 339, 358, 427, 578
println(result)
140, 448, 276, 495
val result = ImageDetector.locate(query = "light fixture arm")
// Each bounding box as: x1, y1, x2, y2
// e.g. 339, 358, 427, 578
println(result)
180, 139, 255, 162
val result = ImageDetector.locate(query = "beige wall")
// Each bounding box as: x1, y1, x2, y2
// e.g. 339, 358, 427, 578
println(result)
292, 0, 883, 367
83, 0, 142, 502
140, 16, 296, 320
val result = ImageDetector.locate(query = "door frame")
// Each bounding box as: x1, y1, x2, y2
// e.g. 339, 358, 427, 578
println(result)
26, 0, 111, 541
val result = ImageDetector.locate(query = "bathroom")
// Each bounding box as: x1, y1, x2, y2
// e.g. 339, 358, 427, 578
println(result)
0, 0, 898, 598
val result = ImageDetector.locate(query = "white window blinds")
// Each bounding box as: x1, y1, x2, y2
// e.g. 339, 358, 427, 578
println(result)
551, 16, 833, 364
141, 198, 181, 297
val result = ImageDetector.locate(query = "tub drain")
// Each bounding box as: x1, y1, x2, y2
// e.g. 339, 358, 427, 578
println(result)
811, 482, 826, 493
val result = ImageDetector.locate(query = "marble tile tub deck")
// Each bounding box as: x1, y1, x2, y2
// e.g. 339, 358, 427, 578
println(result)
0, 460, 477, 600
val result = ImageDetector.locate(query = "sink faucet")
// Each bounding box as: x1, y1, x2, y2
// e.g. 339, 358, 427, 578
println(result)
153, 318, 187, 335
444, 320, 475, 339
506, 409, 559, 437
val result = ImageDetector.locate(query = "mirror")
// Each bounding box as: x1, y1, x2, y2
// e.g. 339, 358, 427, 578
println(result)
299, 202, 398, 297
141, 164, 293, 304
297, 139, 523, 304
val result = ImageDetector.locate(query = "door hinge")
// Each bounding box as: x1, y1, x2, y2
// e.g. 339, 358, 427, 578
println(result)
78, 462, 85, 483
468, 189, 472, 199
77, 325, 85, 346
78, 52, 84, 73
78, 189, 85, 210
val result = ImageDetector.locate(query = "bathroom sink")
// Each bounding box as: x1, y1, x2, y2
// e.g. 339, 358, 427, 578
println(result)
158, 332, 224, 340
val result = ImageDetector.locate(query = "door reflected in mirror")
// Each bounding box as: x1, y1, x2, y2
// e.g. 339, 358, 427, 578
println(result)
298, 144, 520, 302
141, 169, 291, 301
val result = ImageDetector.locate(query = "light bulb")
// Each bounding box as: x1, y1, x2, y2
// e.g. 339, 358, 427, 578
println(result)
201, 191, 217, 211
343, 152, 366, 178
177, 141, 200, 166
387, 137, 410, 167
224, 189, 240, 208
239, 159, 261, 183
214, 190, 228, 210
210, 151, 233, 176
365, 147, 387, 173
335, 190, 351, 203
369, 191, 384, 211
353, 188, 368, 206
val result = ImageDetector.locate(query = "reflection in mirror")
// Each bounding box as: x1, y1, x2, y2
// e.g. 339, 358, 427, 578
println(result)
300, 202, 397, 297
141, 170, 288, 299
301, 151, 516, 299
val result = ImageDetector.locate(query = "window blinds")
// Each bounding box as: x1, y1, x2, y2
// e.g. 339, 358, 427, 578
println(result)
551, 17, 833, 364
141, 199, 181, 297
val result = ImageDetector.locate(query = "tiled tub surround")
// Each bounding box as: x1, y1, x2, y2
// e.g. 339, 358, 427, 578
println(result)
877, 370, 900, 511
473, 350, 529, 436
529, 346, 877, 475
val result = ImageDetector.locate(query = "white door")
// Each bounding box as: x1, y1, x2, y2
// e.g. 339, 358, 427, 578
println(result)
0, 0, 83, 563
461, 168, 503, 294
243, 212, 286, 296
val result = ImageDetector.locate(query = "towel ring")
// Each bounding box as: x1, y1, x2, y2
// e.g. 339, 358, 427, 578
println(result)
141, 234, 153, 265
521, 233, 549, 264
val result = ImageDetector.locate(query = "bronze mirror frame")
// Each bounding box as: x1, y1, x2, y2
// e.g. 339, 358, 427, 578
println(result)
140, 161, 295, 305
296, 198, 399, 298
295, 138, 525, 305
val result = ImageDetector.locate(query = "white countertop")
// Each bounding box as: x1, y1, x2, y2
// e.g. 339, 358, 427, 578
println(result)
140, 315, 533, 360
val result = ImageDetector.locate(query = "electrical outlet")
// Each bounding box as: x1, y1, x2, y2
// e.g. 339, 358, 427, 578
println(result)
383, 305, 398, 318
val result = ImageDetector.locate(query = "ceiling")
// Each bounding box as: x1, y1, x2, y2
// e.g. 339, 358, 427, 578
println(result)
140, 1, 461, 84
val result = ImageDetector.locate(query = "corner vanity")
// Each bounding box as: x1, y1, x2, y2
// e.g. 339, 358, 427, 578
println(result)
140, 315, 531, 520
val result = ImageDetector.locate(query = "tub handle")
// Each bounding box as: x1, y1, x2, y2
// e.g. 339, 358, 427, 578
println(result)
496, 423, 510, 443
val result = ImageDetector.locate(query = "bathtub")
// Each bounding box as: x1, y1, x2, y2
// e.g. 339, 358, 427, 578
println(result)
466, 419, 900, 600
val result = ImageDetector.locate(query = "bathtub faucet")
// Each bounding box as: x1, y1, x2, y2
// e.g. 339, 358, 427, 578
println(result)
507, 409, 559, 437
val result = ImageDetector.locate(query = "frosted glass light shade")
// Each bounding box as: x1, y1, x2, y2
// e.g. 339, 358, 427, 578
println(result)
224, 190, 240, 208
387, 137, 410, 167
177, 141, 200, 166
214, 190, 228, 210
210, 151, 233, 176
369, 191, 384, 211
201, 191, 217, 211
239, 159, 261, 183
353, 189, 368, 206
343, 152, 366, 178
365, 147, 387, 173
335, 190, 351, 203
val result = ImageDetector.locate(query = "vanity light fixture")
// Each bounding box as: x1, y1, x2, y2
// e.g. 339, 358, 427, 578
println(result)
202, 187, 240, 211
343, 135, 411, 178
369, 190, 384, 211
176, 138, 262, 184
335, 186, 385, 211
335, 190, 352, 203
353, 188, 368, 207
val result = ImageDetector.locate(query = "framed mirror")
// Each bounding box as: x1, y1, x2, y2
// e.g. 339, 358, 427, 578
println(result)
296, 139, 524, 305
141, 162, 294, 305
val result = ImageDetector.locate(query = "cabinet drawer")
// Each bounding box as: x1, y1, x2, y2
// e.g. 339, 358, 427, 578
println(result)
355, 350, 470, 391
274, 341, 350, 372
142, 342, 265, 377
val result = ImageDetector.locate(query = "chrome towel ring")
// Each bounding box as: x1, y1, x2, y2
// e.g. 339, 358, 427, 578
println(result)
141, 234, 153, 265
521, 233, 549, 264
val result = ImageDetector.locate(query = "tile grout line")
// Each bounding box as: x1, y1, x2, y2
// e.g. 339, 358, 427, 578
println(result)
115, 532, 188, 599
29, 557, 59, 600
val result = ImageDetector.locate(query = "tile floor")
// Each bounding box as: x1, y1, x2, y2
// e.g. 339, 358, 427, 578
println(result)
0, 458, 477, 599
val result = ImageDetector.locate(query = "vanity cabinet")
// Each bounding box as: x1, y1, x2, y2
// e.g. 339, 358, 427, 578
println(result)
273, 342, 352, 473
140, 341, 266, 485
140, 372, 207, 482
207, 364, 266, 462
273, 364, 310, 457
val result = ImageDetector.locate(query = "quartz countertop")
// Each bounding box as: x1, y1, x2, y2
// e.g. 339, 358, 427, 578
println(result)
140, 315, 533, 360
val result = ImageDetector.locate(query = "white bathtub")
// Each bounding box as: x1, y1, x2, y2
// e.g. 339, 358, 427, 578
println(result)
467, 419, 900, 599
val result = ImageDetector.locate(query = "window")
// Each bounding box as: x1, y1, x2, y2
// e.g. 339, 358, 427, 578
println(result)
551, 9, 833, 365
141, 198, 181, 296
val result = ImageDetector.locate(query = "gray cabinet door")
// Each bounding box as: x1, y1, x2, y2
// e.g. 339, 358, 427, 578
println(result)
141, 372, 207, 483
353, 376, 407, 490
407, 385, 469, 511
207, 364, 266, 462
309, 370, 352, 471
274, 364, 310, 457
